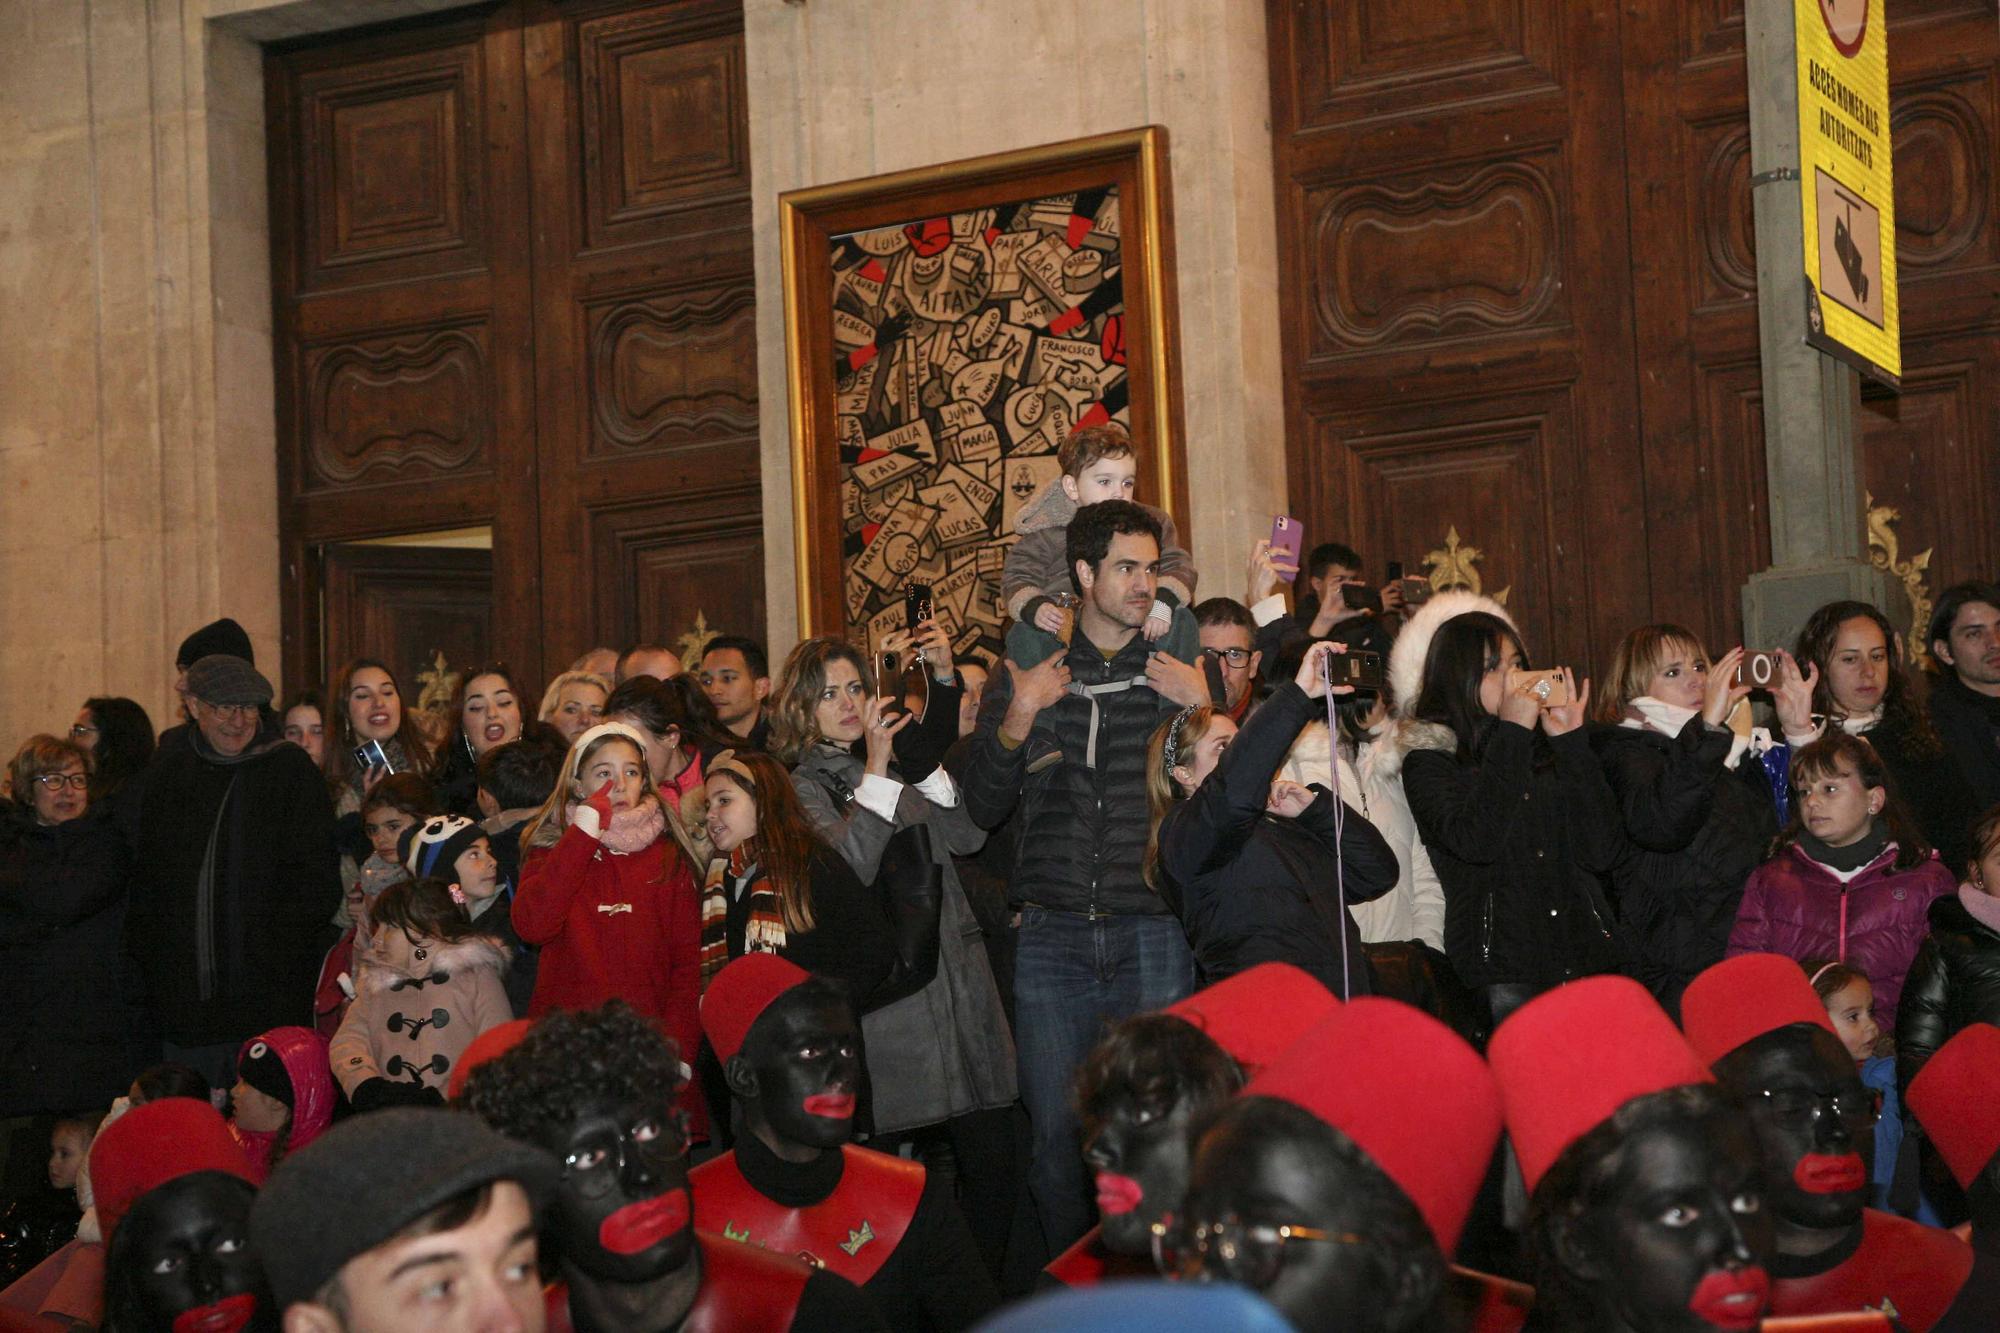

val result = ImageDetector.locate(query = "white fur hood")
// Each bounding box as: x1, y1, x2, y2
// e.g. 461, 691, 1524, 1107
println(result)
1387, 590, 1518, 720
354, 934, 508, 993
1368, 718, 1459, 778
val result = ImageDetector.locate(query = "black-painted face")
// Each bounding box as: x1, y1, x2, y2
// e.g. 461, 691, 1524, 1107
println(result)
1083, 1086, 1200, 1255
1568, 1111, 1774, 1333
1179, 1101, 1412, 1333
541, 1096, 692, 1284
1713, 1026, 1874, 1232
117, 1173, 263, 1333
737, 989, 863, 1152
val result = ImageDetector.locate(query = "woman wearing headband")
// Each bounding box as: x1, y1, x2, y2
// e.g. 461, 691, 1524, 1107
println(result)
1147, 640, 1398, 998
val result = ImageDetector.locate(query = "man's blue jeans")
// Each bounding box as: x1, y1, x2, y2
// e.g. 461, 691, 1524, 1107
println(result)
1013, 907, 1195, 1255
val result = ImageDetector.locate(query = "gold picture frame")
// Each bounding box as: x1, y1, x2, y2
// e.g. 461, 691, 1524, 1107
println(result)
778, 127, 1187, 655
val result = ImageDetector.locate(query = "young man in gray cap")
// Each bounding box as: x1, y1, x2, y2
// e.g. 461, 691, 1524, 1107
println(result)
128, 653, 341, 1085
251, 1107, 556, 1332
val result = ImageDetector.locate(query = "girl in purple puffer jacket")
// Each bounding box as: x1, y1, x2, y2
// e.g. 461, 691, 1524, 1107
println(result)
1727, 732, 1955, 1026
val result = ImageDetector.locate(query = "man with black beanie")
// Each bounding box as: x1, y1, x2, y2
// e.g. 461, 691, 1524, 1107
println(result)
159, 616, 259, 758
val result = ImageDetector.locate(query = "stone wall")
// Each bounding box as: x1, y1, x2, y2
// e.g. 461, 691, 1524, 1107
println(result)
744, 0, 1288, 654
0, 0, 1287, 749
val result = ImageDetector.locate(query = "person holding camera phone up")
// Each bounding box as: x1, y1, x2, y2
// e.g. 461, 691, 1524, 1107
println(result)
1392, 594, 1628, 1026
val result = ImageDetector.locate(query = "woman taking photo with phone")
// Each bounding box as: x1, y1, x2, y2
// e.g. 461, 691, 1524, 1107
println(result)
1591, 626, 1778, 1018
434, 664, 528, 815
1150, 640, 1398, 998
1393, 593, 1628, 1024
324, 660, 435, 928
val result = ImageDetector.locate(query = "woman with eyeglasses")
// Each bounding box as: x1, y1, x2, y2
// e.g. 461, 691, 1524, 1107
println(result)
1, 735, 144, 1118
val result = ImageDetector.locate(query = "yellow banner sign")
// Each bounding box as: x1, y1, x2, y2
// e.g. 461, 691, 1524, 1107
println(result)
1796, 0, 1899, 384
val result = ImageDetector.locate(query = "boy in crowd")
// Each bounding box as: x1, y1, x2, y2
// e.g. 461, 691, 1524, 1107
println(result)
1000, 424, 1199, 667
699, 635, 773, 751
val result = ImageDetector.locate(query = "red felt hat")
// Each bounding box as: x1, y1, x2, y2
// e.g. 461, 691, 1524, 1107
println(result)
91, 1097, 255, 1242
448, 1017, 535, 1102
1163, 963, 1338, 1075
1247, 997, 1500, 1253
1681, 953, 1837, 1067
1906, 1023, 2000, 1190
701, 953, 813, 1063
1488, 976, 1713, 1194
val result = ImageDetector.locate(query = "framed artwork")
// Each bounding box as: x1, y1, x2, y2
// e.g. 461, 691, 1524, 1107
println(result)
779, 127, 1187, 661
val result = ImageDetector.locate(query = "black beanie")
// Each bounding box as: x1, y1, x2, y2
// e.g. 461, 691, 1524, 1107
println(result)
238, 1037, 295, 1107
177, 617, 255, 669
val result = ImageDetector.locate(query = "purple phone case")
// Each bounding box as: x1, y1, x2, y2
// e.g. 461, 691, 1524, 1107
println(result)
1269, 516, 1304, 577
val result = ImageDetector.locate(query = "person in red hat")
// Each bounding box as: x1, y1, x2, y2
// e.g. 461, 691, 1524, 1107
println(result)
1164, 997, 1502, 1333
688, 954, 995, 1330
459, 1001, 881, 1332
1682, 953, 1994, 1329
1907, 1023, 2000, 1258
1490, 974, 1773, 1332
1046, 963, 1333, 1286
91, 1097, 264, 1333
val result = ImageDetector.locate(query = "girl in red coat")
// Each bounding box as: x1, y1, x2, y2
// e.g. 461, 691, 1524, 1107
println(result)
513, 722, 704, 1102
1728, 731, 1955, 1026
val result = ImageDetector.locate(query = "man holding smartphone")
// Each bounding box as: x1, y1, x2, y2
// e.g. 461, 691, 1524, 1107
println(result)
1246, 539, 1404, 677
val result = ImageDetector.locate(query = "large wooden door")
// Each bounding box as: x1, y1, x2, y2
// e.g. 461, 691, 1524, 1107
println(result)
322, 543, 495, 716
1269, 0, 2000, 674
267, 0, 761, 699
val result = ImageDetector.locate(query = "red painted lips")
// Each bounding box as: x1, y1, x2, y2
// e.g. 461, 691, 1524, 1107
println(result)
1686, 1267, 1769, 1329
1793, 1152, 1867, 1194
1095, 1172, 1144, 1217
598, 1188, 691, 1255
803, 1092, 855, 1119
172, 1293, 258, 1333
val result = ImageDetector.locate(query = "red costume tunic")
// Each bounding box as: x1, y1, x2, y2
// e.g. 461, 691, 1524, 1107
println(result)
1766, 1209, 1977, 1331
1043, 1225, 1152, 1287
543, 1231, 810, 1333
689, 1144, 923, 1284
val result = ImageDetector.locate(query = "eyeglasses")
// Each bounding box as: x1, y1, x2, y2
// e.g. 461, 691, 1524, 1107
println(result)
1202, 647, 1254, 668
1750, 1087, 1880, 1127
1151, 1215, 1367, 1288
34, 773, 89, 792
197, 702, 259, 722
560, 1112, 690, 1197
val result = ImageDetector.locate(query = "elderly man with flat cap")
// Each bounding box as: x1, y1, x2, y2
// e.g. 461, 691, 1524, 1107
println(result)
129, 654, 340, 1086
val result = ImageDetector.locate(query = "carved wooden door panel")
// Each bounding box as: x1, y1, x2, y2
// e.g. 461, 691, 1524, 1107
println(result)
520, 0, 763, 662
1619, 0, 2000, 656
1265, 0, 1650, 679
269, 0, 762, 699
322, 544, 495, 720
269, 8, 541, 695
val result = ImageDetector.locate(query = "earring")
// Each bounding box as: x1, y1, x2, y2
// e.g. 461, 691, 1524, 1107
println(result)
414, 946, 428, 961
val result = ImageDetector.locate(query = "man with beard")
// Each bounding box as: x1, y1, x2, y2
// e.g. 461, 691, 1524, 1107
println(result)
1925, 582, 2000, 812
1048, 963, 1333, 1284
1490, 975, 1778, 1333
1907, 1023, 2000, 1258
459, 1001, 880, 1332
93, 1097, 266, 1333
1167, 996, 1502, 1333
689, 955, 995, 1330
1682, 953, 1995, 1328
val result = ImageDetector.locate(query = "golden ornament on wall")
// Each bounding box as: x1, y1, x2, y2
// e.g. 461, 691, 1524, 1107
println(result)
1865, 493, 1933, 668
677, 611, 720, 668
1423, 526, 1510, 606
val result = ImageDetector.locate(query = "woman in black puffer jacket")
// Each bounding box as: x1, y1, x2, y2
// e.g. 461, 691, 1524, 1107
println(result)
1591, 626, 1779, 1019
1151, 642, 1398, 999
1897, 806, 2000, 1091
1, 736, 141, 1117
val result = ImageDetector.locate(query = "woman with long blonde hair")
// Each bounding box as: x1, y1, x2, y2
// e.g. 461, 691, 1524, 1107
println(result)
1150, 642, 1396, 998
513, 722, 706, 1128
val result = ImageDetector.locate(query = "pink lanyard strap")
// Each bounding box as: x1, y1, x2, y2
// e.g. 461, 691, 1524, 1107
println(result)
1322, 655, 1352, 1001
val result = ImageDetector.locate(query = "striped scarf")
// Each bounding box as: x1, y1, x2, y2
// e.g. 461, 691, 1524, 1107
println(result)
699, 846, 786, 987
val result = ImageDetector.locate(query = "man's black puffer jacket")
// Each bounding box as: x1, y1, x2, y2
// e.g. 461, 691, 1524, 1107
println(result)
1593, 717, 1778, 1020
1896, 890, 2000, 1093
1158, 682, 1398, 996
951, 629, 1182, 917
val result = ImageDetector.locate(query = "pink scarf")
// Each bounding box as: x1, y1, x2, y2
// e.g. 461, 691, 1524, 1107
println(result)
596, 796, 667, 855
1960, 884, 2000, 935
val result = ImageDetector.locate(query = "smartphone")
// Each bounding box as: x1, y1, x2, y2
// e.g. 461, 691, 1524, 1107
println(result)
1201, 653, 1228, 707
1268, 515, 1304, 578
1325, 649, 1386, 693
352, 738, 395, 772
905, 582, 934, 631
1340, 582, 1383, 616
1506, 668, 1573, 708
1736, 650, 1780, 689
876, 653, 907, 719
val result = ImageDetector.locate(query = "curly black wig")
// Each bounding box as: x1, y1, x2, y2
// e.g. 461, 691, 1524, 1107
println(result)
459, 1001, 684, 1146
1075, 1012, 1245, 1132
